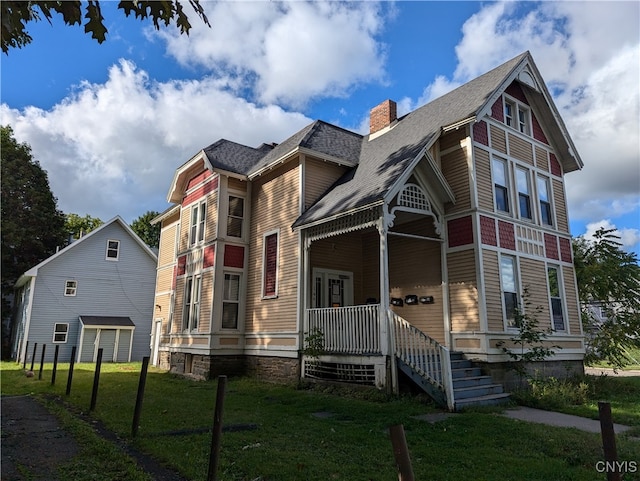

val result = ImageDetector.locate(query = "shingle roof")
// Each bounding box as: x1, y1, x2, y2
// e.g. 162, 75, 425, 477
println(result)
203, 139, 273, 175
292, 51, 528, 228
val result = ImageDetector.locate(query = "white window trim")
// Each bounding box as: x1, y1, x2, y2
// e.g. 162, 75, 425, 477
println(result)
64, 280, 77, 296
53, 322, 69, 343
516, 166, 533, 221
183, 275, 202, 332
536, 175, 554, 227
500, 255, 521, 330
547, 265, 567, 332
222, 272, 241, 330
503, 95, 531, 136
491, 156, 511, 215
106, 239, 120, 261
261, 229, 280, 299
189, 200, 207, 247
226, 194, 245, 239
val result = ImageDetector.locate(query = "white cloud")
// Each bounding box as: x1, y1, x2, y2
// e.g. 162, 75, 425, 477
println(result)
417, 0, 640, 240
154, 1, 389, 108
583, 220, 640, 253
0, 60, 310, 223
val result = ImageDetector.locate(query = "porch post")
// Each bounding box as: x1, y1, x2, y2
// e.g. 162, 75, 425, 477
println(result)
300, 233, 311, 380
378, 207, 397, 393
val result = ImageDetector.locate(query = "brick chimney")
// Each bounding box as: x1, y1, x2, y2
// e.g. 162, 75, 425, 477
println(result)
369, 99, 397, 135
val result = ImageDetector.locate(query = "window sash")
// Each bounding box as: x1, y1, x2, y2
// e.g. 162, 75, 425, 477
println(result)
64, 280, 77, 296
548, 267, 565, 331
106, 240, 120, 259
263, 232, 278, 297
53, 323, 69, 343
222, 273, 240, 329
500, 256, 519, 328
227, 196, 244, 238
492, 159, 510, 213
516, 168, 532, 219
537, 177, 553, 225
190, 202, 206, 246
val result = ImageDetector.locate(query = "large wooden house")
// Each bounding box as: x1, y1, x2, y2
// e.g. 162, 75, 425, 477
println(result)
151, 52, 584, 409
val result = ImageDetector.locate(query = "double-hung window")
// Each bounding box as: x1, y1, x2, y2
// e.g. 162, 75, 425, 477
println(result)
189, 201, 206, 246
227, 196, 244, 238
53, 323, 69, 343
262, 231, 279, 298
106, 240, 120, 260
183, 275, 201, 332
64, 280, 77, 296
222, 273, 240, 329
501, 256, 519, 328
504, 97, 531, 135
492, 158, 510, 213
548, 266, 566, 331
516, 167, 532, 220
537, 176, 553, 226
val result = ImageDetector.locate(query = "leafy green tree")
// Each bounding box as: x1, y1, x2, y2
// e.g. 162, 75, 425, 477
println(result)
65, 213, 103, 240
130, 211, 161, 248
574, 228, 640, 368
1, 0, 210, 54
1, 126, 67, 357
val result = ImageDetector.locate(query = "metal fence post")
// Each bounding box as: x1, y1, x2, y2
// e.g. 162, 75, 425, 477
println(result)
89, 348, 103, 411
207, 375, 228, 481
132, 356, 150, 437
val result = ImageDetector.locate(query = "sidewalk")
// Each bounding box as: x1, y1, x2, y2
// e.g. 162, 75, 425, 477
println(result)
501, 406, 633, 434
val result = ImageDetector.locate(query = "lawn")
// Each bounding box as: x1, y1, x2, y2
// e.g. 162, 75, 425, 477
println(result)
2, 361, 639, 481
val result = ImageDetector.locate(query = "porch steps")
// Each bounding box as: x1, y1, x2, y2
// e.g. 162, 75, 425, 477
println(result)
449, 352, 510, 411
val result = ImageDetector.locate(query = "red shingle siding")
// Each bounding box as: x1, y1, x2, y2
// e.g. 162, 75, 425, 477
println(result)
559, 237, 572, 263
480, 215, 497, 246
498, 220, 516, 250
182, 176, 219, 206
532, 113, 549, 145
550, 153, 562, 177
491, 98, 503, 122
224, 245, 244, 268
203, 245, 215, 268
473, 121, 489, 146
177, 255, 187, 276
448, 216, 473, 247
505, 82, 528, 104
545, 233, 559, 260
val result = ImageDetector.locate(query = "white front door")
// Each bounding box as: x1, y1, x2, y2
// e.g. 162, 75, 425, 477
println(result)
312, 269, 354, 308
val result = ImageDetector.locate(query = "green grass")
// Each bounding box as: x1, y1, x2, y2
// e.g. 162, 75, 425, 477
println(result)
2, 361, 639, 481
587, 347, 640, 370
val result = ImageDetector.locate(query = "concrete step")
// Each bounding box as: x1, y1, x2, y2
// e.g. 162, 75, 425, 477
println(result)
455, 392, 511, 410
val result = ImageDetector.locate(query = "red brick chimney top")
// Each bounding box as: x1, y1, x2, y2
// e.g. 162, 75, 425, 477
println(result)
369, 99, 397, 135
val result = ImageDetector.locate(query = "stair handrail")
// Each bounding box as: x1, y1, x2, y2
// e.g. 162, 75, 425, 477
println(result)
390, 310, 455, 410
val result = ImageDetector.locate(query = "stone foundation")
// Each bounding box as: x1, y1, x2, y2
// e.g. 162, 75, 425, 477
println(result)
481, 360, 585, 391
165, 352, 300, 383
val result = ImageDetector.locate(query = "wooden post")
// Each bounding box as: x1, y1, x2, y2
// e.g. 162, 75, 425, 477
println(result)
90, 348, 103, 411
66, 346, 76, 395
131, 356, 150, 437
207, 375, 227, 481
599, 401, 621, 481
389, 424, 414, 481
51, 345, 60, 385
30, 342, 37, 371
38, 344, 46, 380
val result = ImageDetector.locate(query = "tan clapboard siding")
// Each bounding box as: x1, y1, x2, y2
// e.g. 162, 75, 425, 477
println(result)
520, 257, 551, 328
362, 231, 380, 300
442, 147, 471, 213
178, 208, 190, 253
310, 231, 365, 302
228, 177, 247, 192
198, 271, 213, 333
440, 128, 467, 151
475, 147, 493, 210
489, 124, 507, 154
246, 162, 300, 332
553, 179, 569, 233
535, 146, 549, 172
155, 266, 174, 293
507, 133, 534, 165
158, 223, 177, 266
483, 250, 504, 331
447, 250, 480, 331
563, 265, 581, 335
305, 158, 348, 210
174, 280, 185, 332
153, 292, 171, 334
204, 190, 218, 243
389, 236, 444, 343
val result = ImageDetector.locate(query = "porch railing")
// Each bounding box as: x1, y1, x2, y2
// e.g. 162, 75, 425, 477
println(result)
306, 304, 381, 355
390, 311, 455, 410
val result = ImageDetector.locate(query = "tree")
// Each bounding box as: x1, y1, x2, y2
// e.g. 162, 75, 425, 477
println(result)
65, 213, 103, 240
131, 211, 161, 248
1, 0, 210, 54
573, 228, 640, 368
1, 125, 67, 357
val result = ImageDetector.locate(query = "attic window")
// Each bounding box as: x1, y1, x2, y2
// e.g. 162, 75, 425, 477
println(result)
504, 97, 530, 136
106, 239, 120, 260
64, 280, 77, 296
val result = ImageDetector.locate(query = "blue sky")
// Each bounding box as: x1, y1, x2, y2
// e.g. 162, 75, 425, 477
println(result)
1, 1, 639, 256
